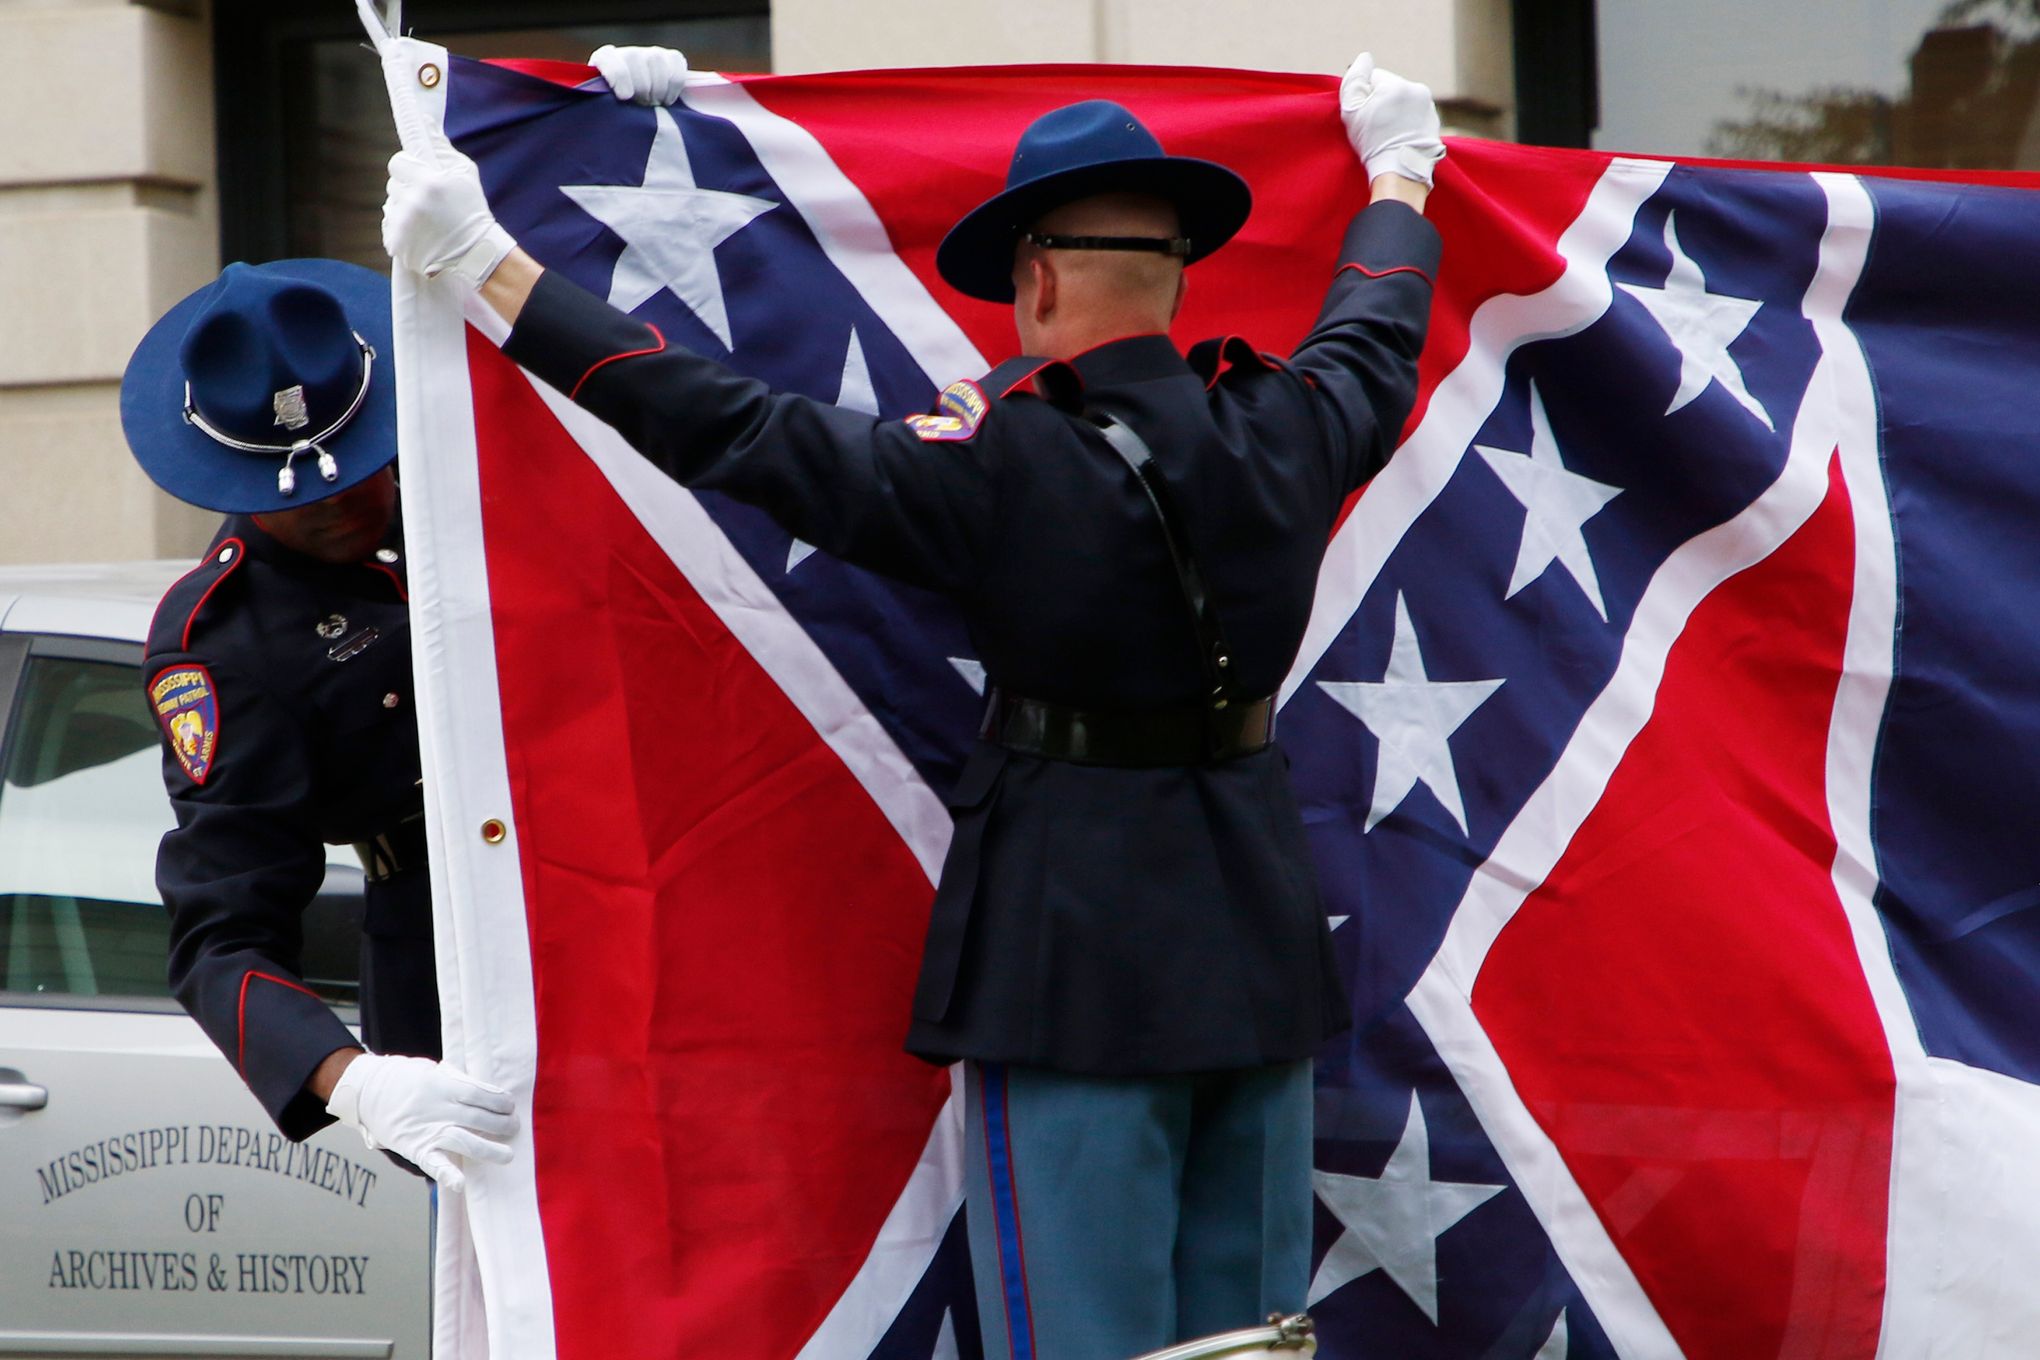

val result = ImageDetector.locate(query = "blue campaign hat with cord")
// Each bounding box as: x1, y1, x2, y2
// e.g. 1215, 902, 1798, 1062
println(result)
936, 99, 1253, 305
121, 259, 397, 516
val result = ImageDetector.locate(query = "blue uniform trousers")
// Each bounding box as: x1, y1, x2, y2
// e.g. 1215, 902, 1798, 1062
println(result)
964, 1059, 1313, 1360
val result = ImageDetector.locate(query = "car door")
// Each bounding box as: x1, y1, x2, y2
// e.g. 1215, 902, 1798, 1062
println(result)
0, 631, 430, 1358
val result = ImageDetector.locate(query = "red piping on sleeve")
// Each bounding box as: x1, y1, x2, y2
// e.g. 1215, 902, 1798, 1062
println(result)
570, 325, 667, 401
165, 538, 246, 651
1337, 261, 1437, 290
236, 970, 322, 1078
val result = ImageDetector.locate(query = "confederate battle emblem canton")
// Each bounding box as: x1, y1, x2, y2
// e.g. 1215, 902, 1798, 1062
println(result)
150, 665, 220, 785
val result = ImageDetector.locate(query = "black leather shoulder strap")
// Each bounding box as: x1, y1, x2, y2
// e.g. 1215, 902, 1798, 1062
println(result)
1090, 414, 1244, 707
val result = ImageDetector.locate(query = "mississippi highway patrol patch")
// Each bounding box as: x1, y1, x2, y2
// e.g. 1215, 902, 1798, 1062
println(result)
904, 379, 988, 442
150, 665, 219, 785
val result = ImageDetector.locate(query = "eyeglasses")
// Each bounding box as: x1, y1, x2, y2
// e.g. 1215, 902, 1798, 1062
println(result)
1022, 231, 1191, 258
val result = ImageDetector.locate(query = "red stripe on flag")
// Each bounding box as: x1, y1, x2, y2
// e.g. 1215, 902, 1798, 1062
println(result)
468, 331, 951, 1359
1473, 455, 1893, 1359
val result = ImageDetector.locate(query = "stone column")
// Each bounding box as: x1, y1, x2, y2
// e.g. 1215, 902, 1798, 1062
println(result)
770, 0, 1513, 136
0, 0, 220, 567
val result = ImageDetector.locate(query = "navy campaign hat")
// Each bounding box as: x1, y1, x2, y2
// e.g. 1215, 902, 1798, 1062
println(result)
936, 100, 1252, 304
121, 260, 396, 515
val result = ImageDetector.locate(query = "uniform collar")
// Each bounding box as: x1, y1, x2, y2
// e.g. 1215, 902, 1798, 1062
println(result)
981, 333, 1190, 408
1066, 333, 1190, 389
225, 510, 407, 590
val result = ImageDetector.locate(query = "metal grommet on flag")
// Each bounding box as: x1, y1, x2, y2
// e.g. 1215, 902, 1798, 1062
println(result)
418, 62, 442, 88
480, 818, 507, 844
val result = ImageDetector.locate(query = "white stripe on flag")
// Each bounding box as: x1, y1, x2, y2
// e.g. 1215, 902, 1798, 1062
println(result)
795, 1071, 969, 1360
382, 35, 559, 1360
1810, 171, 2040, 1360
683, 74, 989, 391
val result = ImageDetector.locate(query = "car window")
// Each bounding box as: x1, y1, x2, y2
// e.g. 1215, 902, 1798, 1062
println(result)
0, 653, 362, 1005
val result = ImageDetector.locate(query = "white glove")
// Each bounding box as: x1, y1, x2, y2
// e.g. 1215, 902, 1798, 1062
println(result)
1340, 52, 1446, 188
591, 44, 690, 105
382, 143, 517, 289
325, 1053, 518, 1191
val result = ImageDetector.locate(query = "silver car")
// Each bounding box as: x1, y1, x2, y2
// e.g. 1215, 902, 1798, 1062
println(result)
0, 562, 430, 1359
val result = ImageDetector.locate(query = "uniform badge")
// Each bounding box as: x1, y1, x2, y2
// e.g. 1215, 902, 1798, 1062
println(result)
905, 380, 989, 442
150, 665, 220, 785
273, 385, 310, 431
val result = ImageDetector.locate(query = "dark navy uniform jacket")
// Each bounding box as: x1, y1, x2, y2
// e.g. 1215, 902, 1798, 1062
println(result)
503, 201, 1441, 1075
147, 515, 438, 1138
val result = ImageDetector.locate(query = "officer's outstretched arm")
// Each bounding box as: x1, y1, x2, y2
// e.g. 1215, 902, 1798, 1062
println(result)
1279, 55, 1446, 495
383, 143, 998, 594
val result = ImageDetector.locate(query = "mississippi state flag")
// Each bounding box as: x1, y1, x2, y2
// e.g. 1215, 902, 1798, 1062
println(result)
374, 36, 2040, 1360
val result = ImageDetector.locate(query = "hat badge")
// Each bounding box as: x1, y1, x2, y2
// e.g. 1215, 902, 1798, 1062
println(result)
181, 332, 376, 498
273, 385, 311, 432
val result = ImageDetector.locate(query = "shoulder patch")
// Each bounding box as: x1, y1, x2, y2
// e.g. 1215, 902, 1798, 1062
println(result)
905, 380, 989, 442
150, 664, 220, 785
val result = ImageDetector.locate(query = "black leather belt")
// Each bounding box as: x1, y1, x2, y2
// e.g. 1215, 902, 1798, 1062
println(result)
981, 686, 1274, 767
352, 813, 428, 883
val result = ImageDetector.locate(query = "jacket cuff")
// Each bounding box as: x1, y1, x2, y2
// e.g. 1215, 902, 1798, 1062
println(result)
1336, 200, 1443, 287
236, 972, 360, 1139
502, 269, 668, 400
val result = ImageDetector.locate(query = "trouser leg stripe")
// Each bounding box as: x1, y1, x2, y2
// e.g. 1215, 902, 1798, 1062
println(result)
981, 1064, 1036, 1360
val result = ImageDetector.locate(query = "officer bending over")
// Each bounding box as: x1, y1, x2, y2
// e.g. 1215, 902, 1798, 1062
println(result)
384, 46, 1443, 1355
121, 46, 680, 1191
123, 259, 514, 1187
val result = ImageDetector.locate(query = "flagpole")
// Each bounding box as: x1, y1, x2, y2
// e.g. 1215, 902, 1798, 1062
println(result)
355, 0, 435, 157
353, 7, 565, 1358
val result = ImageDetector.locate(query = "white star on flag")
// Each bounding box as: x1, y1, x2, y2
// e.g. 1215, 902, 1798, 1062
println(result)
561, 106, 776, 349
1308, 1092, 1505, 1321
1317, 594, 1504, 834
1616, 211, 1774, 430
1474, 382, 1623, 620
948, 657, 988, 695
835, 327, 879, 415
787, 328, 880, 572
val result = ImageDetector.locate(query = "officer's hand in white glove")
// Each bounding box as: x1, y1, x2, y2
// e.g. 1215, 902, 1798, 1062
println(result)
325, 1053, 517, 1191
382, 142, 517, 289
1340, 52, 1446, 187
591, 44, 690, 105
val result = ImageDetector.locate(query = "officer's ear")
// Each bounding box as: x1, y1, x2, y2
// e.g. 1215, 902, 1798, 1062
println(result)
1169, 270, 1188, 324
1027, 254, 1057, 326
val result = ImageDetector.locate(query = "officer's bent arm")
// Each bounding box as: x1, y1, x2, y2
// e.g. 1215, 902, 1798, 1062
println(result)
154, 655, 359, 1140
498, 268, 1000, 595
1285, 199, 1443, 496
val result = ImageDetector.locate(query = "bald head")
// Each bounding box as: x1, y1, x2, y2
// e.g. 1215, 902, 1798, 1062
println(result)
1012, 192, 1188, 357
